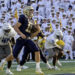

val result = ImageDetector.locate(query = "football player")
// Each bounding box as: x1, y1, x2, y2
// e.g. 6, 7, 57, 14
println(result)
0, 6, 44, 75
45, 30, 64, 70
0, 23, 17, 75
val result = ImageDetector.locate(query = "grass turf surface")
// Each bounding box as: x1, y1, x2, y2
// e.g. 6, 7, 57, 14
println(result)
0, 61, 75, 75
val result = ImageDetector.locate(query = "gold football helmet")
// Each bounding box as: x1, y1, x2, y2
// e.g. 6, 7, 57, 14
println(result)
23, 6, 34, 18
56, 40, 65, 46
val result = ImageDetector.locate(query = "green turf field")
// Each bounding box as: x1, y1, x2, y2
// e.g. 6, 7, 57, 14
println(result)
0, 60, 75, 75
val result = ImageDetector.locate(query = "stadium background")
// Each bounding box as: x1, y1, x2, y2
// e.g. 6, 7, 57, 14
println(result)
0, 0, 75, 75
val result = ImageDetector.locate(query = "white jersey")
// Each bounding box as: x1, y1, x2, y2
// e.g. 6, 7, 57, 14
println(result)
45, 33, 58, 49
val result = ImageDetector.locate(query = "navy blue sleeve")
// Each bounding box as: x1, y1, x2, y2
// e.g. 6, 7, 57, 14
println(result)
18, 14, 28, 24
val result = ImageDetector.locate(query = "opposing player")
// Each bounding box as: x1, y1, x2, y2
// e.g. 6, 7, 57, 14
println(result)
45, 30, 64, 70
0, 23, 17, 75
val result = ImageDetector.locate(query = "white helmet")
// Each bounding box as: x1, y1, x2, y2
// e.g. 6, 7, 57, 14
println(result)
2, 23, 11, 33
54, 30, 63, 38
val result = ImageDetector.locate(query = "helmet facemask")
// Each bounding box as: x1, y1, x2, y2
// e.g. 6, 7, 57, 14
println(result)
2, 23, 11, 36
4, 29, 10, 33
56, 35, 61, 40
54, 30, 63, 40
3, 29, 11, 36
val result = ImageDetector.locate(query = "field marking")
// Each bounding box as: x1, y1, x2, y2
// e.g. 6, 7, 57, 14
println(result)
11, 60, 75, 64
22, 60, 75, 63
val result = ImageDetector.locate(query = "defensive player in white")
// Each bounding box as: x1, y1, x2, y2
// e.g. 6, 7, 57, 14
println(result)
45, 30, 64, 70
0, 23, 17, 75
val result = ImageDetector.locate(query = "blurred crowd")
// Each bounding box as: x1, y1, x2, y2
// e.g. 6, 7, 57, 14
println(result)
0, 0, 75, 60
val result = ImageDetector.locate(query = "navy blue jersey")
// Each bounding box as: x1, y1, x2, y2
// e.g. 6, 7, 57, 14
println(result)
18, 14, 31, 37
13, 14, 39, 59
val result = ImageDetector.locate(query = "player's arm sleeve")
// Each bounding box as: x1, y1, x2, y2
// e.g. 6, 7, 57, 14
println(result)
9, 27, 17, 37
18, 14, 27, 24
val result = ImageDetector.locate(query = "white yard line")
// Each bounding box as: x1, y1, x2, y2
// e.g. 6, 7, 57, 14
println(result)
12, 60, 75, 64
